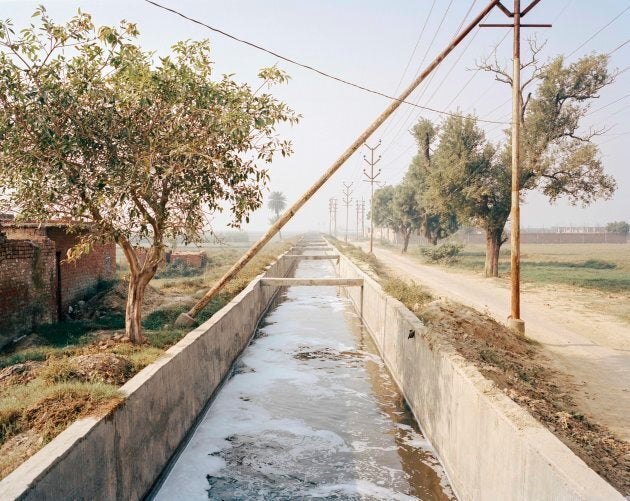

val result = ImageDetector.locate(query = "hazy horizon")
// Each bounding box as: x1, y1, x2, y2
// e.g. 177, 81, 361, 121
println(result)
3, 0, 628, 234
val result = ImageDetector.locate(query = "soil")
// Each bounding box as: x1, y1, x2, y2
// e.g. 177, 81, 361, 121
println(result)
72, 281, 164, 320
0, 362, 43, 389
64, 353, 133, 385
341, 241, 630, 495
363, 244, 630, 445
417, 299, 629, 495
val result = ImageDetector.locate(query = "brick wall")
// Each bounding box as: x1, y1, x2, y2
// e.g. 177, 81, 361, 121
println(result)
456, 232, 628, 245
45, 228, 116, 310
0, 238, 56, 348
4, 225, 116, 313
169, 251, 207, 268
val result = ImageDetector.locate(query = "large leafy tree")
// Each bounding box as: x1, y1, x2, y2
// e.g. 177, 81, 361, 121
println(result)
405, 119, 458, 245
371, 183, 422, 253
425, 115, 511, 276
0, 9, 298, 343
479, 41, 616, 204
427, 45, 617, 277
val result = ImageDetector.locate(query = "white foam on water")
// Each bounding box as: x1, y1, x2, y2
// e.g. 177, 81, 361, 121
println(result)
155, 259, 454, 501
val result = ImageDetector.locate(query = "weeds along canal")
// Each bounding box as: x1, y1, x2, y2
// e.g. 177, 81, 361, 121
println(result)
154, 257, 454, 501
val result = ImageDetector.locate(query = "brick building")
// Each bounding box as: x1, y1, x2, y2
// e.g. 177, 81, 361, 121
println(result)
168, 250, 207, 268
0, 222, 116, 346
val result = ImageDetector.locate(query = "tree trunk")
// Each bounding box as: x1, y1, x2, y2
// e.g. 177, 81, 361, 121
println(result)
484, 228, 504, 277
402, 229, 412, 253
125, 272, 150, 344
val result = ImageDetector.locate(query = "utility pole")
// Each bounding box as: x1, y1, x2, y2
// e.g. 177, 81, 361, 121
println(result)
332, 198, 338, 237
175, 0, 509, 326
342, 182, 353, 244
363, 140, 382, 253
480, 0, 550, 336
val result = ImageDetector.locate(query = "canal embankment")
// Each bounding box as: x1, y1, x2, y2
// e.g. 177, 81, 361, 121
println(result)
331, 239, 624, 500
0, 250, 296, 500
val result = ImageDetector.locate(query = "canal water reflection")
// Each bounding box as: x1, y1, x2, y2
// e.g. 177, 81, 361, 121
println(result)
155, 259, 455, 500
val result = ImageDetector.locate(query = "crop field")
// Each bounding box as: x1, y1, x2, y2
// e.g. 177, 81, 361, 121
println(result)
412, 243, 630, 295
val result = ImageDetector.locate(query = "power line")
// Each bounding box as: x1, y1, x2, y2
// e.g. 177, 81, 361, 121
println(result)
586, 93, 630, 116
381, 0, 473, 154
449, 29, 511, 111
567, 5, 630, 58
143, 0, 510, 125
379, 0, 438, 139
391, 0, 438, 96
379, 0, 457, 149
608, 37, 630, 56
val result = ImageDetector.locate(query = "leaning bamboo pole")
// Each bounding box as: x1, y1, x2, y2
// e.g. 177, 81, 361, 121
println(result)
175, 0, 500, 326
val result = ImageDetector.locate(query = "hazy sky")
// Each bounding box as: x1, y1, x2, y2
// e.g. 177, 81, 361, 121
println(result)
3, 0, 629, 233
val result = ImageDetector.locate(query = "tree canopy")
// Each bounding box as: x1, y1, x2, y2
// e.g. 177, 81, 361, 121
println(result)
0, 9, 299, 342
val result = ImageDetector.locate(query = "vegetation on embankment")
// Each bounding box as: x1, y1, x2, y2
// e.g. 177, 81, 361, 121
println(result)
0, 240, 291, 479
332, 239, 629, 495
410, 242, 630, 294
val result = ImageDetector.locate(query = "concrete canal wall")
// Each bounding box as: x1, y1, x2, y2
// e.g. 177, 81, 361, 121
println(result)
333, 246, 623, 501
0, 252, 296, 501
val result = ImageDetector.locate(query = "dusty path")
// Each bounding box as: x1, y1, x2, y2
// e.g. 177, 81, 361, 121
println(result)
359, 243, 630, 442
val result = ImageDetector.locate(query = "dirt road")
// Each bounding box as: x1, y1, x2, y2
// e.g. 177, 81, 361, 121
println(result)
361, 243, 630, 442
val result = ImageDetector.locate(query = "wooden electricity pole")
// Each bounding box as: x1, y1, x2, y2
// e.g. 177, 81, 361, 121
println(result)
480, 0, 549, 335
363, 140, 382, 253
175, 0, 506, 327
342, 182, 353, 244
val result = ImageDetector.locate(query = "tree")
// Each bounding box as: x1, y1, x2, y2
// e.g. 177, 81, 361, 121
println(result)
405, 119, 458, 245
0, 10, 298, 343
267, 191, 287, 239
607, 221, 629, 236
437, 42, 618, 276
391, 181, 423, 253
425, 115, 511, 276
371, 183, 422, 253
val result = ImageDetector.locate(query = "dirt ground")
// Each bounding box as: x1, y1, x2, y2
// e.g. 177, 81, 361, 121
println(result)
419, 300, 629, 495
0, 241, 291, 480
338, 241, 629, 495
362, 243, 630, 445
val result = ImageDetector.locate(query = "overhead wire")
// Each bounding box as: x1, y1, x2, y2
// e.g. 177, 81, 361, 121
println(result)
143, 0, 509, 125
379, 0, 457, 152
379, 0, 438, 140
566, 4, 630, 58
381, 0, 476, 156
607, 37, 630, 56
450, 29, 511, 112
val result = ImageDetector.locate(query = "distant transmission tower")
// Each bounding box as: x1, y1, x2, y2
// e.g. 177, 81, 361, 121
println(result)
363, 141, 382, 252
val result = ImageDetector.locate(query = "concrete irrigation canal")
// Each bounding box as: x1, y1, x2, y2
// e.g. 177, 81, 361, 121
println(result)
0, 237, 621, 500
153, 257, 454, 500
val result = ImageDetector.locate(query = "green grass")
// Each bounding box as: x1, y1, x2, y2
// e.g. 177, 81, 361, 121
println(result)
411, 243, 630, 294
34, 313, 125, 347
0, 349, 49, 369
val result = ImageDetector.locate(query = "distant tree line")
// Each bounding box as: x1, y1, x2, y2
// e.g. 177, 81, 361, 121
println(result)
372, 42, 617, 277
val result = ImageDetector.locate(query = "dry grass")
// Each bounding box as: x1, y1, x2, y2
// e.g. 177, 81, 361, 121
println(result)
334, 239, 629, 495
0, 239, 292, 479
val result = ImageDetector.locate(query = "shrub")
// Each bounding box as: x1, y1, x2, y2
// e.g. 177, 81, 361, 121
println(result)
382, 277, 433, 312
421, 242, 464, 264
154, 261, 204, 279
